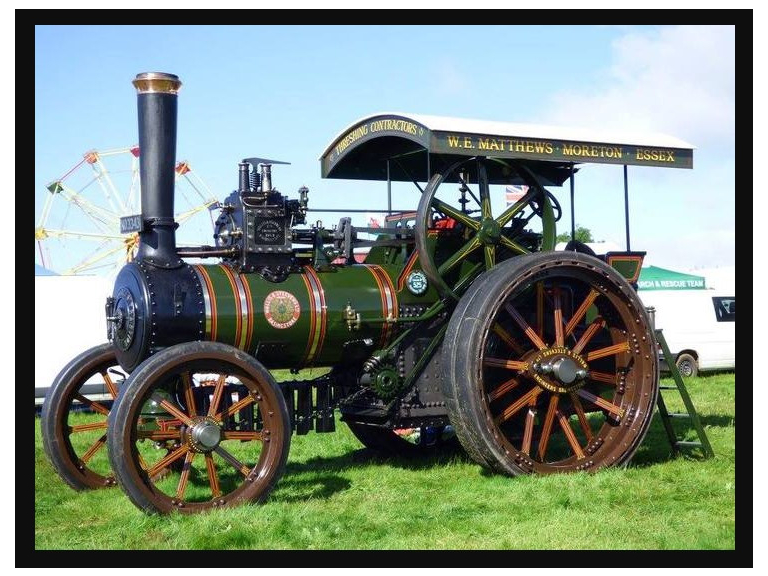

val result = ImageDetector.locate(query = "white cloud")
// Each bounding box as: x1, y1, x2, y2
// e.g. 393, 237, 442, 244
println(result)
543, 25, 735, 148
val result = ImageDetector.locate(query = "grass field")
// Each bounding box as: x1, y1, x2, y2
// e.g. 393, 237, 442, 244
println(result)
34, 372, 735, 550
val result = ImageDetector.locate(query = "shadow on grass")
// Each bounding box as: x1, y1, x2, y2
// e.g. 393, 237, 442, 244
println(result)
272, 406, 732, 501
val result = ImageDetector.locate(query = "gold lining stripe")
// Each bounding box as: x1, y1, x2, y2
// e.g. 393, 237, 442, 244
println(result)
194, 265, 216, 341
219, 265, 243, 349
300, 273, 317, 364
396, 251, 419, 292
240, 274, 255, 353
303, 266, 327, 364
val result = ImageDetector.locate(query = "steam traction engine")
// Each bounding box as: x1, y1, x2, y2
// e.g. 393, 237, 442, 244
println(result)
41, 72, 695, 514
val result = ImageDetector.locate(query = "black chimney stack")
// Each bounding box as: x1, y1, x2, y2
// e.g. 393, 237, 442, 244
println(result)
133, 72, 183, 268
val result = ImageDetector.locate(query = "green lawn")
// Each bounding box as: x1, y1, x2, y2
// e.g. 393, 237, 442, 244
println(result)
34, 372, 735, 550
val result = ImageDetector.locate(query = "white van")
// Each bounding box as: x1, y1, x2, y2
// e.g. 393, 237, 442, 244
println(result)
639, 290, 735, 377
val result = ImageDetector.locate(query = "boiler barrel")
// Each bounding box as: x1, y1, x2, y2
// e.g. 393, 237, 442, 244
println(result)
192, 263, 433, 368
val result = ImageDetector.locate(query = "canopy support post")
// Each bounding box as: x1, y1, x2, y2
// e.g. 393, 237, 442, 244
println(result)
623, 164, 631, 251
570, 163, 576, 242
387, 159, 392, 215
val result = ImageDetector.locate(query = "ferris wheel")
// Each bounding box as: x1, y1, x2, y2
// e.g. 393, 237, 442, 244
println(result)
35, 146, 219, 276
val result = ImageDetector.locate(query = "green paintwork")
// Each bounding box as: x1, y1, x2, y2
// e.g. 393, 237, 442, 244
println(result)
198, 261, 439, 369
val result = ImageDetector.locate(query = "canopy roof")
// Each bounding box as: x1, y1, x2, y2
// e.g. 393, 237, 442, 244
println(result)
320, 113, 694, 184
637, 266, 706, 291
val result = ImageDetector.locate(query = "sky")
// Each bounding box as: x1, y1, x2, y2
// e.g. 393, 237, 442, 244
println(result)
34, 24, 735, 275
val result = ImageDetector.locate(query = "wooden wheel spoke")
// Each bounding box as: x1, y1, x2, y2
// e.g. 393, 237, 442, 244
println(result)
438, 236, 481, 276
491, 324, 526, 355
537, 394, 559, 461
498, 235, 530, 255
564, 289, 599, 337
553, 286, 564, 347
556, 410, 585, 459
80, 434, 107, 464
101, 371, 119, 399
205, 453, 222, 498
146, 444, 189, 478
521, 403, 537, 455
577, 389, 624, 419
483, 357, 528, 371
73, 393, 110, 416
69, 421, 108, 433
505, 302, 547, 350
215, 394, 255, 422
182, 372, 197, 418
431, 198, 480, 231
585, 342, 630, 362
487, 376, 521, 402
221, 430, 263, 441
495, 386, 542, 424
570, 392, 594, 443
136, 429, 182, 441
151, 395, 194, 426
207, 375, 227, 418
484, 244, 495, 270
571, 317, 606, 355
175, 451, 196, 500
589, 370, 618, 385
213, 446, 251, 477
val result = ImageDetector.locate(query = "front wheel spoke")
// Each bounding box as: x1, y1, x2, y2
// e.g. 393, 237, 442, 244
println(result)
487, 376, 521, 402
577, 389, 625, 419
553, 286, 564, 347
146, 444, 189, 478
483, 357, 528, 371
495, 386, 542, 425
498, 236, 530, 255
205, 453, 222, 498
80, 434, 107, 464
564, 289, 600, 337
491, 324, 526, 355
484, 244, 495, 270
571, 317, 606, 355
221, 430, 263, 441
175, 451, 196, 500
431, 198, 480, 231
570, 393, 594, 443
69, 421, 108, 433
505, 303, 547, 350
73, 394, 110, 416
556, 410, 585, 459
136, 430, 182, 441
537, 394, 560, 461
207, 375, 227, 418
101, 371, 119, 399
585, 342, 630, 362
215, 394, 255, 422
152, 395, 194, 426
213, 446, 251, 477
437, 236, 481, 276
536, 282, 545, 339
521, 404, 537, 455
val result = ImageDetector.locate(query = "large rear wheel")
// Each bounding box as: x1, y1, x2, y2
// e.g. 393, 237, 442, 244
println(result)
442, 251, 658, 474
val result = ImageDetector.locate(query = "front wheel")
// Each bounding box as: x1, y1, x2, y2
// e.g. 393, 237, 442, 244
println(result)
108, 342, 290, 514
442, 251, 658, 475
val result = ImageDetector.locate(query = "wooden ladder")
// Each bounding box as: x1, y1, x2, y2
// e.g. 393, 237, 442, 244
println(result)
654, 327, 714, 458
